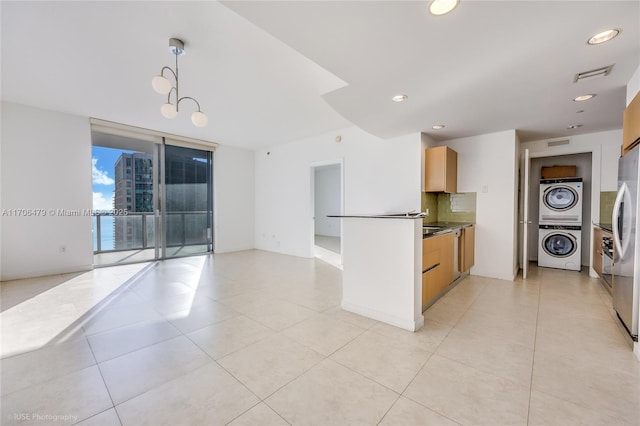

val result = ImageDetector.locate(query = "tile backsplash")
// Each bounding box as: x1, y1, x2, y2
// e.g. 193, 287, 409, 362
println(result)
422, 193, 438, 224
599, 191, 617, 224
421, 192, 477, 224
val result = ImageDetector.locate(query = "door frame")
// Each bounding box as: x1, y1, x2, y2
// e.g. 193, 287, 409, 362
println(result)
309, 159, 344, 262
521, 148, 531, 279
518, 145, 600, 278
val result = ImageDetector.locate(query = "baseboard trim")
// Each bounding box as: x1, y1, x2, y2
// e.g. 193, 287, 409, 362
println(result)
341, 301, 424, 332
1, 265, 93, 282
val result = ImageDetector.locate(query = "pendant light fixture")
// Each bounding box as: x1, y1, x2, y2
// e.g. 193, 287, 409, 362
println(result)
151, 38, 208, 127
429, 0, 459, 16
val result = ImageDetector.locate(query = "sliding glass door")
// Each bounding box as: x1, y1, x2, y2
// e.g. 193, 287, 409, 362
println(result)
161, 144, 213, 258
92, 131, 214, 266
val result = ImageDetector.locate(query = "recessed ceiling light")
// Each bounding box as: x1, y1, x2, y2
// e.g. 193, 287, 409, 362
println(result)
567, 124, 583, 130
573, 94, 596, 102
587, 29, 620, 45
392, 94, 408, 102
432, 124, 445, 130
429, 0, 459, 16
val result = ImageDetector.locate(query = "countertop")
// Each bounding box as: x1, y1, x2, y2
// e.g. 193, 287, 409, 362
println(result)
423, 222, 474, 239
593, 222, 613, 233
326, 214, 473, 237
328, 213, 427, 219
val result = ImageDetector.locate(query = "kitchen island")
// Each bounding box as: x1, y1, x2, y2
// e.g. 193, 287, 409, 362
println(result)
330, 214, 425, 331
330, 214, 474, 332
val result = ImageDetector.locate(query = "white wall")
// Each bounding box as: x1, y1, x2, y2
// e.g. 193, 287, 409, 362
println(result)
314, 165, 341, 237
435, 130, 520, 281
628, 65, 640, 106
213, 144, 255, 253
1, 102, 93, 280
0, 102, 255, 279
255, 127, 422, 258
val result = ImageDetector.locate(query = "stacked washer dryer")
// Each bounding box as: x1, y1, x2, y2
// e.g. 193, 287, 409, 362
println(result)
538, 177, 583, 271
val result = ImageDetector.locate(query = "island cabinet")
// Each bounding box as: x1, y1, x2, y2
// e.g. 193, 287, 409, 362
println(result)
623, 91, 640, 155
459, 225, 475, 272
422, 232, 455, 309
424, 146, 457, 193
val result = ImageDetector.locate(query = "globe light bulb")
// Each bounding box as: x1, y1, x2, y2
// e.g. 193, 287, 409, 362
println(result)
191, 111, 208, 127
429, 0, 459, 15
152, 75, 172, 94
160, 103, 178, 119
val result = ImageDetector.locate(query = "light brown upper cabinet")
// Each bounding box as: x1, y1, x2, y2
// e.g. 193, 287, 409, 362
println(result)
623, 91, 640, 155
459, 225, 475, 273
424, 146, 457, 193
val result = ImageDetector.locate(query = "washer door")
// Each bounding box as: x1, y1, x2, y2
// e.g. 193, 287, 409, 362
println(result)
543, 186, 578, 211
542, 233, 577, 257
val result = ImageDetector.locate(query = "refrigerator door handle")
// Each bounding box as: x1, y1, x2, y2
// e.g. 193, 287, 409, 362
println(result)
612, 182, 631, 260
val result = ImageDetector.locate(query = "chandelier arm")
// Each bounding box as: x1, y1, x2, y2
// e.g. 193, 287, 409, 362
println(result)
160, 66, 177, 81
154, 38, 206, 126
166, 87, 178, 105
177, 96, 202, 112
174, 51, 179, 110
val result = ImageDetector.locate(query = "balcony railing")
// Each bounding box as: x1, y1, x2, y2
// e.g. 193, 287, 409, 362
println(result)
93, 211, 211, 253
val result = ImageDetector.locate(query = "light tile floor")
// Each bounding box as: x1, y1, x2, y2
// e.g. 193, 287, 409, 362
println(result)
314, 235, 342, 270
1, 250, 639, 426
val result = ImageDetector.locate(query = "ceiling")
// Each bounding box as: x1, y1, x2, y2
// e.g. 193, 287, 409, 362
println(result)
2, 1, 639, 149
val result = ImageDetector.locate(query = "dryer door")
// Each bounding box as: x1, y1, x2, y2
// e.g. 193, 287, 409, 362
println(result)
542, 233, 577, 257
543, 186, 578, 211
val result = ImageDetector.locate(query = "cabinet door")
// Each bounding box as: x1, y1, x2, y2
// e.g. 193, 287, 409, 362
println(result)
593, 227, 603, 277
424, 146, 457, 193
422, 267, 440, 306
460, 225, 475, 272
444, 148, 458, 194
623, 91, 640, 155
422, 238, 441, 307
439, 232, 455, 287
422, 232, 456, 309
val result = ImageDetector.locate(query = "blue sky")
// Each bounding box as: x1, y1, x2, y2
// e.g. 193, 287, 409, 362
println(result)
92, 146, 136, 210
92, 146, 135, 250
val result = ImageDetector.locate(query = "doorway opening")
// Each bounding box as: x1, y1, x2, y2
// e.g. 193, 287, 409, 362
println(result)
529, 153, 592, 267
311, 162, 343, 269
519, 150, 594, 277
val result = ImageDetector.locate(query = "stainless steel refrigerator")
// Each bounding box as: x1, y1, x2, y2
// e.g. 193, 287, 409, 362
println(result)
613, 144, 639, 341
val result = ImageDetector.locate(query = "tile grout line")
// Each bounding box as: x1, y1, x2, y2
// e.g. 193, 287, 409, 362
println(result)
178, 319, 276, 407
89, 334, 217, 410
526, 275, 543, 426
259, 400, 293, 426
397, 277, 534, 426
375, 394, 403, 426
83, 319, 184, 364
82, 335, 123, 426
94, 297, 265, 425
210, 315, 381, 423
220, 401, 263, 426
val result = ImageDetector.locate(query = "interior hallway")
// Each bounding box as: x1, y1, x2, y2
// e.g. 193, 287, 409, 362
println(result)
1, 251, 638, 425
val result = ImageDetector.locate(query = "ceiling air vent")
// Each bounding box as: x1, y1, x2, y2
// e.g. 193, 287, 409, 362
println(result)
574, 64, 614, 82
548, 139, 570, 147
